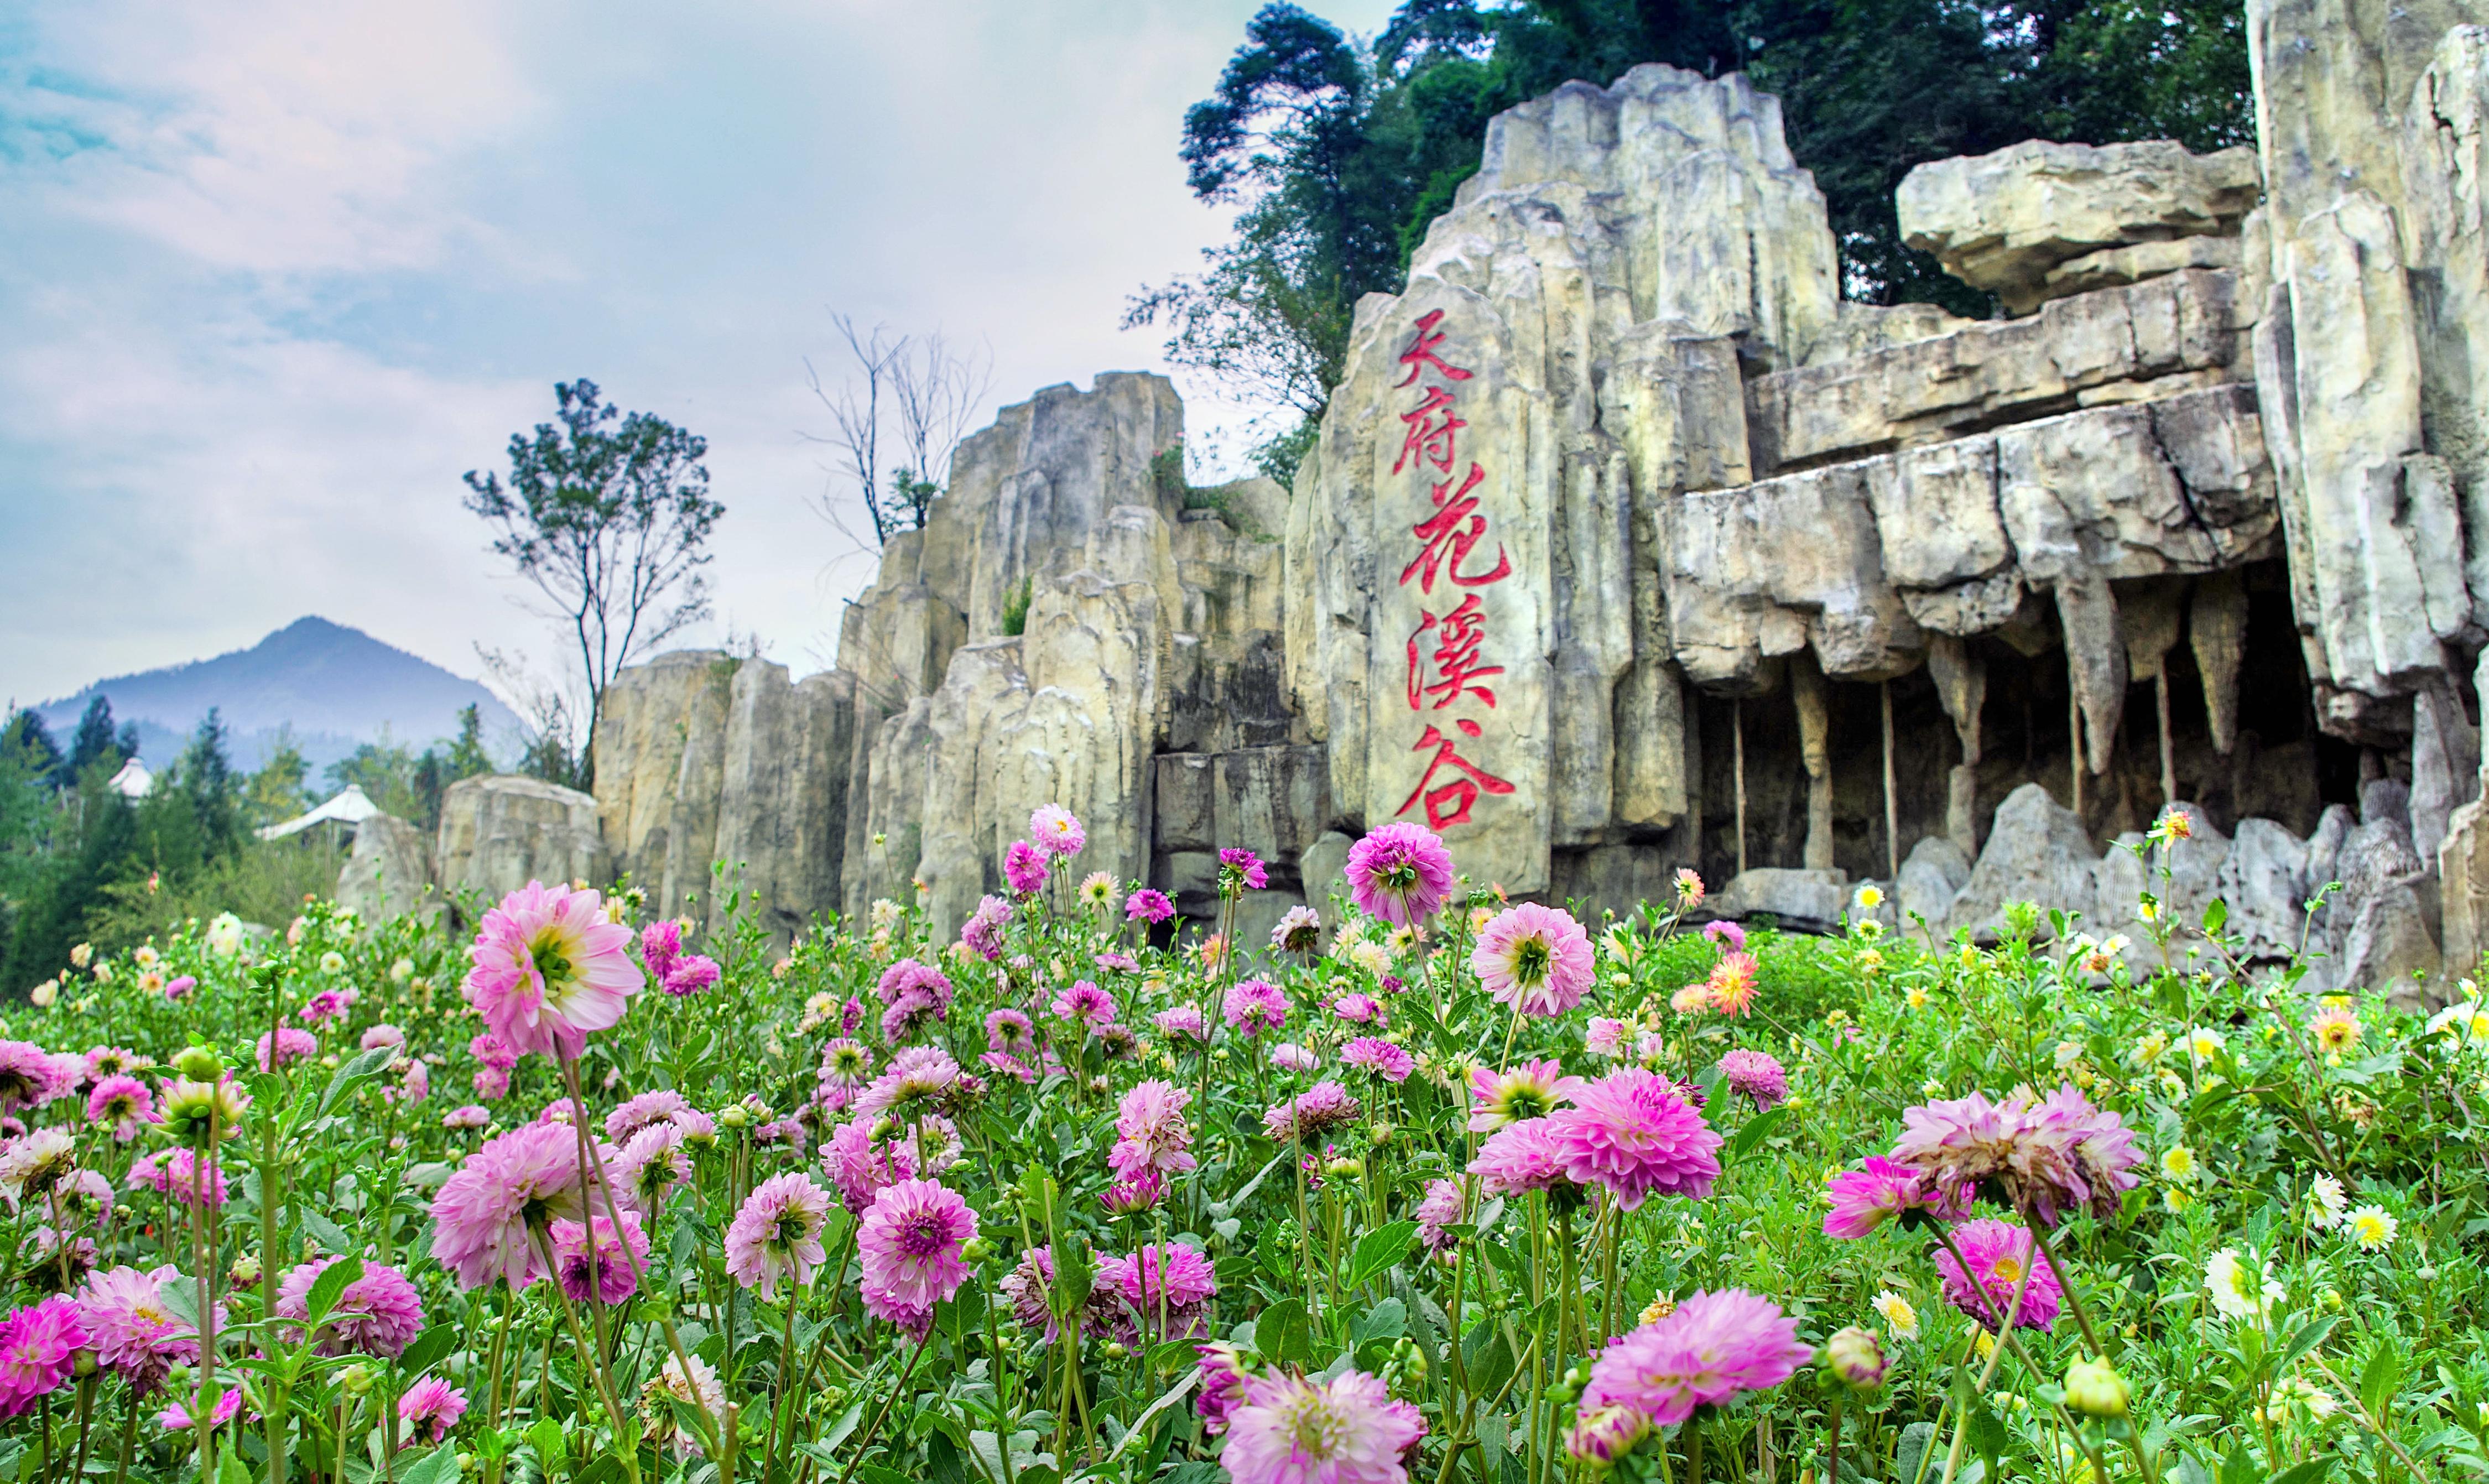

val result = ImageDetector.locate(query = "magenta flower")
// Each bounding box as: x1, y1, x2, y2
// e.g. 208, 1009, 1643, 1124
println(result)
1582, 1288, 1812, 1426
1126, 889, 1175, 925
1103, 1170, 1165, 1214
1568, 1406, 1652, 1467
1341, 1038, 1415, 1084
1223, 978, 1290, 1035
983, 1010, 1034, 1055
1473, 903, 1595, 1016
1466, 1060, 1588, 1132
550, 1212, 650, 1306
1933, 1219, 2061, 1330
1345, 822, 1455, 927
877, 959, 954, 1009
472, 1068, 511, 1101
1702, 919, 1746, 952
274, 1257, 425, 1358
1264, 1081, 1362, 1144
961, 895, 1012, 960
1469, 1119, 1575, 1197
1547, 1068, 1722, 1210
470, 1033, 521, 1071
158, 1388, 244, 1433
660, 955, 721, 996
1029, 804, 1087, 858
461, 881, 645, 1062
1110, 1081, 1196, 1181
1196, 1342, 1253, 1435
163, 976, 196, 1002
851, 1046, 961, 1123
128, 1149, 228, 1209
604, 1089, 691, 1143
726, 1173, 834, 1300
1217, 848, 1269, 893
75, 1266, 197, 1395
1415, 1178, 1465, 1252
1222, 1370, 1425, 1484
1152, 1005, 1210, 1043
1004, 841, 1050, 896
857, 1178, 978, 1329
641, 919, 683, 979
298, 989, 352, 1024
0, 1043, 72, 1111
0, 1296, 88, 1417
1718, 1050, 1788, 1111
1101, 1242, 1218, 1337
86, 1076, 157, 1142
1331, 992, 1384, 1024
1053, 980, 1118, 1027
1822, 1156, 1970, 1240
398, 1378, 468, 1444
821, 1120, 912, 1213
426, 1122, 593, 1291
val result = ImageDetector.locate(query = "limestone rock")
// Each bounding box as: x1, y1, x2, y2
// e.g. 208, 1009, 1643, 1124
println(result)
2337, 880, 2442, 1001
335, 814, 435, 923
1712, 868, 1848, 931
1898, 140, 2259, 313
1300, 831, 1354, 914
2439, 797, 2489, 982
1946, 783, 2097, 937
2044, 236, 2242, 299
2409, 684, 2481, 862
2213, 817, 2313, 960
709, 663, 854, 943
437, 775, 606, 899
591, 650, 734, 909
1897, 835, 1972, 924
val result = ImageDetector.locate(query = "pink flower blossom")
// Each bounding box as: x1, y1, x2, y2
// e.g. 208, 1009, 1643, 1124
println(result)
274, 1257, 425, 1357
961, 896, 1012, 960
1100, 1242, 1218, 1337
158, 1388, 244, 1433
163, 976, 196, 1002
1932, 1219, 2061, 1330
1222, 1370, 1425, 1484
75, 1266, 197, 1395
1706, 952, 1761, 1017
1821, 1156, 1970, 1240
641, 919, 683, 979
1581, 1288, 1811, 1425
1263, 1081, 1362, 1144
255, 1028, 319, 1072
1472, 903, 1594, 1017
472, 1067, 512, 1101
1466, 1060, 1587, 1132
604, 1089, 690, 1143
821, 1121, 912, 1212
1153, 1005, 1209, 1042
1415, 1179, 1465, 1252
398, 1378, 468, 1444
1224, 978, 1290, 1035
1272, 905, 1324, 954
1272, 1043, 1321, 1073
1030, 804, 1086, 858
1702, 919, 1746, 952
426, 1122, 595, 1291
461, 881, 645, 1062
611, 1123, 692, 1214
1196, 1342, 1252, 1435
1004, 841, 1050, 896
1126, 889, 1175, 924
857, 1179, 977, 1329
1345, 823, 1455, 928
470, 1033, 520, 1071
1546, 1068, 1722, 1210
0, 1296, 88, 1417
1053, 980, 1117, 1026
1888, 1085, 2141, 1227
86, 1076, 157, 1142
726, 1173, 834, 1300
1469, 1119, 1575, 1198
443, 1106, 490, 1131
1109, 1081, 1195, 1182
128, 1149, 228, 1209
851, 1046, 961, 1123
0, 1043, 72, 1111
1217, 848, 1269, 893
1331, 992, 1384, 1024
1718, 1050, 1788, 1111
660, 955, 721, 996
298, 988, 355, 1024
1586, 1018, 1632, 1058
983, 1010, 1034, 1054
550, 1212, 650, 1306
1341, 1038, 1415, 1083
361, 1025, 406, 1051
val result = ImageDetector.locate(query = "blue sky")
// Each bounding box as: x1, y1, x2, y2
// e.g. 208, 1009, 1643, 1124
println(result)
0, 0, 1395, 716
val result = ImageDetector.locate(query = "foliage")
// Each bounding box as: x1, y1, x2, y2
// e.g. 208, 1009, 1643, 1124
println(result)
1136, 0, 2253, 475
462, 379, 724, 785
0, 808, 2479, 1484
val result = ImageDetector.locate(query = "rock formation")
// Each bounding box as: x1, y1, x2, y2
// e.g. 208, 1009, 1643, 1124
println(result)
377, 0, 2489, 1001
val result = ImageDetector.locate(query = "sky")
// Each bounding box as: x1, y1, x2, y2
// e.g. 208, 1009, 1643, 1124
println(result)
0, 0, 1398, 717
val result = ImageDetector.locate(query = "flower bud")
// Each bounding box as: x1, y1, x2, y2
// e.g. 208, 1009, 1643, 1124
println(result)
1824, 1326, 1886, 1389
717, 1105, 750, 1129
1103, 1342, 1128, 1360
174, 1046, 223, 1082
1567, 1405, 1650, 1470
960, 1238, 992, 1263
339, 1365, 373, 1396
1324, 1156, 1363, 1180
227, 1256, 261, 1290
2063, 1358, 2129, 1418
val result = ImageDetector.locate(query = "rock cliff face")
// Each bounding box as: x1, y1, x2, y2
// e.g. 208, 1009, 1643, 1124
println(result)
395, 0, 2489, 999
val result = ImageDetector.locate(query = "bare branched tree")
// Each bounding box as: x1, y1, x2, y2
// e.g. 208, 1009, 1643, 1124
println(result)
804, 314, 993, 548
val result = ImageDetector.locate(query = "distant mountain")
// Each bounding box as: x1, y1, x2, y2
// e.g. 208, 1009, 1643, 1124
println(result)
31, 617, 527, 775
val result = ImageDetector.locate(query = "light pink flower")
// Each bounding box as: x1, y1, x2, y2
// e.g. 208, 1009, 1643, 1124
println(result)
1053, 980, 1117, 1027
1222, 1370, 1425, 1484
1272, 905, 1324, 954
1223, 979, 1290, 1035
1341, 1038, 1415, 1083
605, 1089, 692, 1143
361, 1025, 407, 1051
660, 956, 721, 996
1152, 1005, 1209, 1043
1702, 919, 1746, 952
274, 1257, 425, 1357
1718, 1050, 1787, 1110
1581, 1288, 1811, 1426
75, 1266, 197, 1395
1263, 1081, 1362, 1144
857, 1179, 977, 1329
1469, 1119, 1574, 1197
1030, 804, 1086, 858
1345, 823, 1455, 928
426, 1122, 594, 1291
398, 1378, 467, 1444
641, 919, 683, 979
1100, 1242, 1217, 1338
461, 881, 645, 1061
1546, 1068, 1722, 1210
1466, 1060, 1587, 1132
158, 1388, 244, 1433
1415, 1178, 1465, 1252
1109, 1081, 1195, 1182
86, 1076, 157, 1142
725, 1173, 834, 1300
1888, 1085, 2141, 1227
1472, 903, 1594, 1016
1586, 1018, 1632, 1058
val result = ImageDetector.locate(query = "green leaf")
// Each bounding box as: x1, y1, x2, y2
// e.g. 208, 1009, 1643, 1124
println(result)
316, 1044, 400, 1118
1053, 1230, 1094, 1312
1258, 1296, 1313, 1368
2272, 1316, 2337, 1377
1461, 1318, 1514, 1402
299, 1207, 356, 1258
2264, 1460, 2334, 1484
1895, 1422, 1940, 1484
2202, 898, 2227, 935
217, 1445, 253, 1484
397, 1326, 456, 1378
858, 1466, 913, 1484
2360, 1344, 2403, 1419
1345, 1220, 1418, 1292
526, 1418, 566, 1474
157, 1279, 202, 1334
1477, 1413, 1508, 1475
1726, 1106, 1791, 1166
399, 1444, 462, 1484
304, 1253, 365, 1329
1351, 1299, 1407, 1347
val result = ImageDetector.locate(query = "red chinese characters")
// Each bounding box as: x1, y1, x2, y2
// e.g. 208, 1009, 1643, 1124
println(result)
1390, 311, 1515, 830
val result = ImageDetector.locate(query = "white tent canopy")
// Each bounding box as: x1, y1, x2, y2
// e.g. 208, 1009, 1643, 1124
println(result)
257, 784, 384, 841
108, 758, 153, 799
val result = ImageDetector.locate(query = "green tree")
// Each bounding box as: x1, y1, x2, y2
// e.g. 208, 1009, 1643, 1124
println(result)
243, 731, 315, 829
65, 696, 122, 779
1142, 0, 2252, 479
325, 735, 421, 821
462, 379, 723, 787
176, 709, 242, 860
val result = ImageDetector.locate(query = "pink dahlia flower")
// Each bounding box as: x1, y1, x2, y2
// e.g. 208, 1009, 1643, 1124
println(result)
821, 1120, 912, 1213
1030, 804, 1087, 858
1152, 1004, 1209, 1043
1331, 992, 1384, 1024
1415, 1178, 1465, 1252
0, 1043, 71, 1111
1223, 1370, 1425, 1484
1053, 980, 1117, 1027
0, 1296, 87, 1417
604, 1089, 691, 1143
361, 1025, 407, 1052
612, 1123, 692, 1214
550, 1212, 650, 1306
1218, 847, 1270, 893
443, 1106, 490, 1131
274, 1256, 425, 1358
1196, 1341, 1253, 1435
1888, 1085, 2141, 1227
640, 918, 682, 979
1582, 1288, 1811, 1426
1272, 1043, 1321, 1073
857, 1178, 977, 1325
1585, 1018, 1632, 1058
1547, 1068, 1722, 1210
1341, 1038, 1415, 1083
725, 1173, 834, 1300
1822, 1155, 1970, 1240
876, 959, 955, 1009
1470, 1118, 1576, 1197
1467, 1059, 1588, 1132
1126, 889, 1175, 925
1472, 903, 1594, 1017
162, 976, 196, 1002
1109, 1080, 1195, 1181
87, 1076, 157, 1142
1263, 1081, 1362, 1144
1345, 822, 1455, 928
1272, 905, 1324, 954
158, 1388, 244, 1433
398, 1377, 468, 1444
1702, 919, 1746, 952
851, 1046, 961, 1123
660, 955, 721, 997
1568, 1405, 1652, 1466
1932, 1219, 2060, 1330
1224, 978, 1290, 1035
462, 881, 645, 1062
426, 1122, 595, 1291
983, 1010, 1034, 1054
1101, 1241, 1218, 1338
1004, 841, 1050, 896
75, 1266, 196, 1395
961, 895, 1012, 960
84, 1046, 148, 1081
1717, 1049, 1788, 1111
470, 1033, 522, 1071
129, 1149, 228, 1209
298, 988, 353, 1024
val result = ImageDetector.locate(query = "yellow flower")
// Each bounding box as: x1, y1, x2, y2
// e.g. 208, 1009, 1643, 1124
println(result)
1638, 1294, 1677, 1325
1855, 883, 1885, 910
2163, 1186, 2194, 1214
2159, 1145, 2199, 1182
1872, 1291, 1919, 1340
2347, 1205, 2398, 1251
1905, 985, 1929, 1011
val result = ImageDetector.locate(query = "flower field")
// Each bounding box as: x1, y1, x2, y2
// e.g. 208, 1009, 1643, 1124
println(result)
0, 809, 2482, 1484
